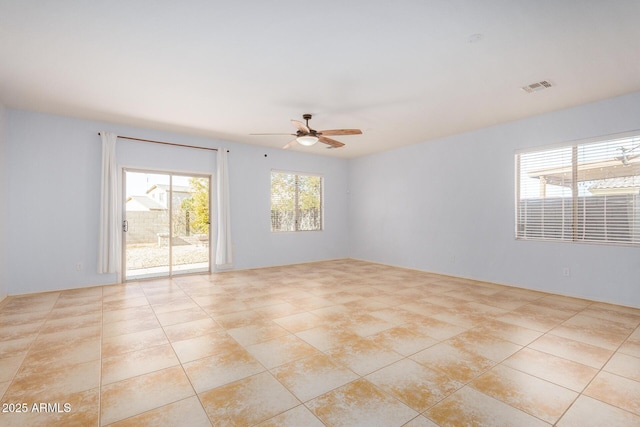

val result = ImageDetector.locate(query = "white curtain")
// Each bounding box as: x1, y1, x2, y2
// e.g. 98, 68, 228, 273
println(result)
98, 132, 121, 276
215, 149, 233, 269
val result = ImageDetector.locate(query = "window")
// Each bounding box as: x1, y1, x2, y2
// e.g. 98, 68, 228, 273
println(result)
271, 170, 323, 232
516, 134, 640, 246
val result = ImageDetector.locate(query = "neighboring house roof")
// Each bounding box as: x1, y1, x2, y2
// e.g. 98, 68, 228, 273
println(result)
126, 196, 166, 210
147, 184, 192, 194
589, 176, 640, 195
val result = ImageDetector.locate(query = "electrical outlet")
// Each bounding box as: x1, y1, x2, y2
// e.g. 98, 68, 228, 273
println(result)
562, 267, 570, 277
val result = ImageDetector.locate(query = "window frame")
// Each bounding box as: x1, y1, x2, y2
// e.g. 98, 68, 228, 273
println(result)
270, 169, 324, 233
515, 131, 640, 247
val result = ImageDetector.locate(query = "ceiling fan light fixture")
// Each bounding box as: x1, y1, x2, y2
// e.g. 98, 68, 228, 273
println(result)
297, 135, 319, 146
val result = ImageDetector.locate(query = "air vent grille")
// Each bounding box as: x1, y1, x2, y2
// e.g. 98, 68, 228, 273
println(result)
522, 80, 553, 93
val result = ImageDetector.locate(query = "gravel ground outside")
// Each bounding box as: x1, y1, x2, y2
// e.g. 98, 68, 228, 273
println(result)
126, 244, 209, 269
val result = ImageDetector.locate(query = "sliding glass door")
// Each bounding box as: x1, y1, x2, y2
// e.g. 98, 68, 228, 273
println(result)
123, 169, 211, 280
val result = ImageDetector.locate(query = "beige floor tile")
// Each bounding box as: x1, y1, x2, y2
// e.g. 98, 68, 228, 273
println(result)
211, 309, 265, 329
253, 302, 305, 319
1, 293, 59, 314
151, 299, 200, 315
100, 365, 194, 425
446, 329, 522, 362
286, 295, 334, 310
503, 347, 598, 391
337, 312, 396, 337
102, 343, 180, 385
1, 260, 638, 426
469, 319, 543, 346
397, 300, 448, 317
34, 324, 101, 347
527, 333, 613, 368
471, 364, 578, 424
584, 371, 640, 416
0, 337, 35, 359
422, 294, 468, 309
0, 309, 49, 327
271, 353, 359, 402
171, 331, 241, 363
308, 304, 353, 324
103, 316, 161, 338
619, 327, 640, 358
105, 396, 211, 427
368, 325, 438, 356
0, 388, 99, 427
550, 314, 634, 350
366, 358, 462, 412
295, 325, 361, 351
497, 305, 570, 332
405, 316, 468, 341
0, 321, 43, 341
255, 404, 325, 427
0, 380, 9, 398
198, 371, 299, 426
528, 294, 591, 312
47, 301, 102, 319
245, 334, 319, 368
227, 320, 290, 346
102, 296, 150, 312
580, 303, 640, 329
154, 307, 209, 327
4, 360, 100, 402
472, 292, 533, 311
20, 336, 101, 374
402, 415, 441, 427
345, 297, 391, 312
325, 337, 403, 376
556, 395, 640, 427
102, 328, 169, 357
183, 346, 265, 393
425, 386, 549, 427
369, 307, 427, 325
432, 308, 488, 329
411, 343, 495, 383
603, 352, 640, 382
0, 355, 24, 382
307, 378, 418, 426
272, 311, 326, 333
162, 318, 222, 342
102, 305, 155, 324
40, 312, 102, 334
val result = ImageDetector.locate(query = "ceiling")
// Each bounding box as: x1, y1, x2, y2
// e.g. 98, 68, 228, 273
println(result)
1, 1, 639, 158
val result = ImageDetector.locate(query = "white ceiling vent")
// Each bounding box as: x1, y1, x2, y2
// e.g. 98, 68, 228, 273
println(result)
521, 80, 553, 93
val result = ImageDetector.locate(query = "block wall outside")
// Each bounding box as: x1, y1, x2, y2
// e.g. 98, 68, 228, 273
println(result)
125, 211, 169, 245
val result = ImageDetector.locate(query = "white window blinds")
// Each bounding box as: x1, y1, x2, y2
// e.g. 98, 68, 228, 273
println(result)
271, 171, 323, 232
516, 135, 640, 246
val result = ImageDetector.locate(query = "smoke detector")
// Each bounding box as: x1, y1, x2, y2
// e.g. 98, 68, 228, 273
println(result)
521, 80, 553, 93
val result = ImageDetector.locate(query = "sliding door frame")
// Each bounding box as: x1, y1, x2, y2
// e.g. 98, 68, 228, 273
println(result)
122, 167, 212, 282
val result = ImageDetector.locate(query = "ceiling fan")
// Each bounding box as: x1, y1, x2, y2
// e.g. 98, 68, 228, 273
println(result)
616, 143, 640, 166
251, 114, 362, 149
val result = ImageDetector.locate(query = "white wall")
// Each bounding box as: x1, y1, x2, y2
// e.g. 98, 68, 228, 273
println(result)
349, 91, 640, 308
0, 102, 7, 302
6, 110, 349, 295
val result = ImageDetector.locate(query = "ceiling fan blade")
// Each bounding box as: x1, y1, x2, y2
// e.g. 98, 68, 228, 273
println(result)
250, 133, 295, 136
318, 136, 345, 148
291, 120, 310, 134
318, 129, 362, 136
283, 139, 298, 150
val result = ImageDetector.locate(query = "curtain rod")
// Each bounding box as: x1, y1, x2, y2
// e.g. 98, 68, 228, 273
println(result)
98, 133, 228, 152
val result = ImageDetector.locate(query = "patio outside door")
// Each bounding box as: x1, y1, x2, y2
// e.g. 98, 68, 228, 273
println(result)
123, 169, 211, 280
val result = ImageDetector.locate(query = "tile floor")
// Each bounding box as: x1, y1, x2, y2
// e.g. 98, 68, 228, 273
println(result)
0, 259, 639, 426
